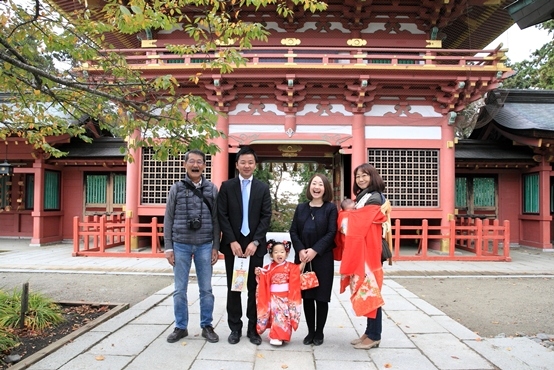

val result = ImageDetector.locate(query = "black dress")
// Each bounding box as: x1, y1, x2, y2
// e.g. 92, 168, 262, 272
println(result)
290, 201, 338, 302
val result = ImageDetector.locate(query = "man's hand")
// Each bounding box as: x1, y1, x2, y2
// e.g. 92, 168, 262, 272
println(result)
244, 242, 257, 257
211, 249, 219, 266
230, 241, 243, 257
165, 250, 175, 266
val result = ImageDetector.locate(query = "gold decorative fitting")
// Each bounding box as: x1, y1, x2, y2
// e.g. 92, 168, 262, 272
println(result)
426, 40, 442, 48
281, 38, 301, 46
347, 39, 367, 47
278, 144, 302, 158
141, 40, 158, 48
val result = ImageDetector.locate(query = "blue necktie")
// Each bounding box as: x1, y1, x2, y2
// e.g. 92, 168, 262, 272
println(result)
241, 179, 250, 236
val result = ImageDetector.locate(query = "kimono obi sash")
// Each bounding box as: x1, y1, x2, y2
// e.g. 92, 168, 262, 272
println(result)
270, 283, 289, 292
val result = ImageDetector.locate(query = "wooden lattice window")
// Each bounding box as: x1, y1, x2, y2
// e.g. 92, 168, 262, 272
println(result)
141, 148, 212, 205
86, 175, 107, 204
44, 171, 60, 210
473, 178, 495, 207
368, 149, 439, 207
85, 173, 126, 211
455, 176, 497, 217
523, 173, 539, 214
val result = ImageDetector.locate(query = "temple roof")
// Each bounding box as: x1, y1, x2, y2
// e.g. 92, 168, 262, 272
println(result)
54, 137, 126, 158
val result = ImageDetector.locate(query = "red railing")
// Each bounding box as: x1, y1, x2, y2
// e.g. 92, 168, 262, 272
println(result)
391, 217, 511, 261
73, 214, 164, 257
73, 215, 510, 261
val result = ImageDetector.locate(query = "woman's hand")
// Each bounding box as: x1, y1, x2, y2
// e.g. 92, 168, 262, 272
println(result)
300, 248, 317, 263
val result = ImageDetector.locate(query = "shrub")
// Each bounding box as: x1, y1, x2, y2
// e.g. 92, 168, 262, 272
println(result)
0, 327, 18, 352
0, 287, 64, 331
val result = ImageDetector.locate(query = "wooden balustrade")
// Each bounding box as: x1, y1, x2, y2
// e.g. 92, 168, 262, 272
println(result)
72, 215, 511, 261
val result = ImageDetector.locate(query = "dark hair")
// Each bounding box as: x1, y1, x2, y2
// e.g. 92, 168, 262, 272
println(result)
305, 173, 333, 202
341, 198, 355, 210
235, 146, 258, 163
184, 149, 206, 163
353, 163, 386, 195
267, 239, 291, 254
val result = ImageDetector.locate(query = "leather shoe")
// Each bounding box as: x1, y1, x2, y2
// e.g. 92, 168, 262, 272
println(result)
167, 328, 188, 343
303, 332, 315, 345
247, 330, 262, 345
228, 330, 241, 344
313, 333, 324, 346
201, 325, 219, 343
354, 339, 380, 349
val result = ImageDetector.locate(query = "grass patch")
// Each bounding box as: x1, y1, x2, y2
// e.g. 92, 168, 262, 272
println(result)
0, 328, 18, 352
0, 288, 64, 331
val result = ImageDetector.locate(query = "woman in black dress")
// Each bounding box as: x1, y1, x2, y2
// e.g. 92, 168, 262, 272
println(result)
290, 173, 338, 346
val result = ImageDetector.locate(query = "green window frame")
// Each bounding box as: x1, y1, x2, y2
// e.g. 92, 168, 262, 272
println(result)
25, 174, 34, 210
86, 175, 107, 204
455, 177, 467, 207
44, 171, 60, 210
473, 177, 495, 207
523, 173, 539, 213
113, 174, 126, 204
0, 176, 9, 209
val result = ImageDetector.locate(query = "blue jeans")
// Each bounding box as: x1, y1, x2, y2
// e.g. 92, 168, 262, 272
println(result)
365, 307, 382, 341
173, 242, 214, 329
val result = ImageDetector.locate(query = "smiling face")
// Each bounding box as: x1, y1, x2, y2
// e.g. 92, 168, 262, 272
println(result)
236, 153, 256, 179
355, 170, 371, 190
185, 153, 205, 182
270, 244, 288, 264
309, 175, 325, 201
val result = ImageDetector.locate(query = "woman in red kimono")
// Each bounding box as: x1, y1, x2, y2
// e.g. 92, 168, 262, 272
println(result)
255, 240, 301, 346
338, 163, 389, 350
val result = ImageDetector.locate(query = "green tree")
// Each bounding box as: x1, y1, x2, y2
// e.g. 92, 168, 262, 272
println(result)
502, 21, 554, 89
0, 0, 327, 160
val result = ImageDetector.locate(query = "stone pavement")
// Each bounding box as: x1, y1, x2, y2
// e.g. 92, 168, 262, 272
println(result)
1, 239, 554, 370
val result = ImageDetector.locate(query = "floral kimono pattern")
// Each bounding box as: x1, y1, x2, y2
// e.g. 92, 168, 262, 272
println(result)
337, 205, 387, 318
256, 261, 302, 341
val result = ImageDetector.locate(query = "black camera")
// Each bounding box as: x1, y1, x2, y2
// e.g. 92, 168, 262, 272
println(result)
189, 218, 202, 230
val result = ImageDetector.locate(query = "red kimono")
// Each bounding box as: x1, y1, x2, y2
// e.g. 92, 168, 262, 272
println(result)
337, 205, 387, 318
256, 261, 302, 342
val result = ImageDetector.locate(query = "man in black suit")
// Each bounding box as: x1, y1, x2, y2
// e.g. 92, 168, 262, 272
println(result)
218, 146, 272, 345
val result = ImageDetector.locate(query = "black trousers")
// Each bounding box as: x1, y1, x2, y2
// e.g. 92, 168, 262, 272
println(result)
224, 234, 263, 333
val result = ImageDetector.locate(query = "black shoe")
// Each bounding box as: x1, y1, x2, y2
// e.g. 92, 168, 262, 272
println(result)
202, 325, 219, 343
247, 330, 262, 345
303, 332, 315, 345
228, 330, 241, 344
313, 333, 324, 346
167, 328, 188, 343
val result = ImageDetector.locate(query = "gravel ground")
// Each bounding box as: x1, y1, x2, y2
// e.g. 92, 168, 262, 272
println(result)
0, 272, 174, 307
396, 277, 554, 338
1, 272, 553, 339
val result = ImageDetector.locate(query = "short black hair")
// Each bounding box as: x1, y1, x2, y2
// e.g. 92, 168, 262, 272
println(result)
184, 149, 206, 163
305, 173, 333, 203
235, 146, 258, 163
341, 198, 355, 210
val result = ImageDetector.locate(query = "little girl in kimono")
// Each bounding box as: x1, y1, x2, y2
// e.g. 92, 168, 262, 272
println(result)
255, 239, 302, 346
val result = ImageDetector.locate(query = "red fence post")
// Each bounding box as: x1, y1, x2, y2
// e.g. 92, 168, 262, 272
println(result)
393, 219, 400, 257
449, 218, 456, 257
475, 218, 482, 256
73, 217, 80, 255
125, 216, 132, 253
99, 215, 107, 253
151, 217, 158, 254
504, 220, 511, 261
421, 219, 428, 257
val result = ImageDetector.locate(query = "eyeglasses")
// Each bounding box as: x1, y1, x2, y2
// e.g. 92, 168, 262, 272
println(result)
186, 159, 204, 165
355, 173, 370, 180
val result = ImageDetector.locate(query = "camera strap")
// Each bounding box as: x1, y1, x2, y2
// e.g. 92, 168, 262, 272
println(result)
182, 180, 213, 215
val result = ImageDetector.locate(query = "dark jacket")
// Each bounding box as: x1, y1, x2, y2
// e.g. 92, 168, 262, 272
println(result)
164, 175, 220, 250
217, 177, 272, 257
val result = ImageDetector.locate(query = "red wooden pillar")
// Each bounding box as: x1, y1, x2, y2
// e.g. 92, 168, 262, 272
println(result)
351, 113, 366, 184
212, 114, 229, 188
30, 157, 44, 246
438, 120, 456, 252
537, 158, 553, 249
126, 129, 141, 249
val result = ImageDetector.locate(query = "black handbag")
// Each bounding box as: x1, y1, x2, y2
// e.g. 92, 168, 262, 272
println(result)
381, 238, 392, 262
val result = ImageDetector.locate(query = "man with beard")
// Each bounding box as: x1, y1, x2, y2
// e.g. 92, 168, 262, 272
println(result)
164, 149, 220, 344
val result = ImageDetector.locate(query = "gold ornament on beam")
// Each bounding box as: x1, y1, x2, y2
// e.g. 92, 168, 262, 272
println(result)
278, 144, 302, 158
